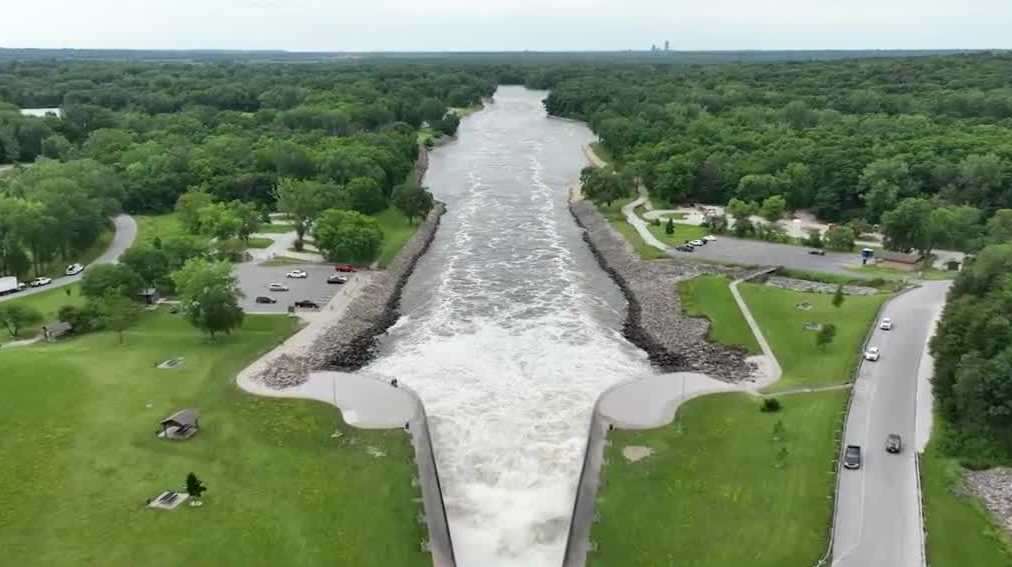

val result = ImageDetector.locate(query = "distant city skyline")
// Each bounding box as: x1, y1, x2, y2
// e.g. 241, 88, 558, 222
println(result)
3, 0, 1011, 52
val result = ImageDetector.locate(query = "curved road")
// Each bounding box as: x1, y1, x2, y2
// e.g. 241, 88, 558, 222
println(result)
0, 214, 137, 303
832, 281, 950, 567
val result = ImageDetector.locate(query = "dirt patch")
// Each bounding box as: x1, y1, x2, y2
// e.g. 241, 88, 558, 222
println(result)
622, 445, 654, 463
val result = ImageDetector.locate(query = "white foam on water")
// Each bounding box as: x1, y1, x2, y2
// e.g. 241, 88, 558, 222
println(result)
364, 87, 649, 567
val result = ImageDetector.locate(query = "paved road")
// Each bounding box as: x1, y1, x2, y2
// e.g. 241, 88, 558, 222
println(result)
670, 236, 864, 275
832, 281, 950, 567
0, 214, 137, 303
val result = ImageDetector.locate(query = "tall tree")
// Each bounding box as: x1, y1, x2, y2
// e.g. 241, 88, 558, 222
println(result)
171, 258, 244, 339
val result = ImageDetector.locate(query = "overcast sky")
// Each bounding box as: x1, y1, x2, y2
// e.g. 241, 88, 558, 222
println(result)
3, 0, 1011, 52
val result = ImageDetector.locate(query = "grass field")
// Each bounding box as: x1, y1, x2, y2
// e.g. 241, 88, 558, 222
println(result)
846, 264, 957, 281
591, 389, 848, 567
646, 219, 708, 246
739, 283, 888, 392
245, 237, 273, 249
0, 283, 85, 344
679, 275, 760, 354
134, 213, 186, 247
597, 198, 667, 260
921, 434, 1012, 566
374, 207, 420, 267
0, 311, 428, 567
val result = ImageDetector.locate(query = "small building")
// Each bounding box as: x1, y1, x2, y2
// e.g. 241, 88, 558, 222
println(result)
877, 250, 925, 271
159, 409, 200, 440
138, 288, 160, 306
41, 321, 73, 342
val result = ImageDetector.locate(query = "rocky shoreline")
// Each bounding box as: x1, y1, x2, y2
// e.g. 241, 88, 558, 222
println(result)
255, 203, 445, 388
569, 200, 754, 382
965, 467, 1012, 537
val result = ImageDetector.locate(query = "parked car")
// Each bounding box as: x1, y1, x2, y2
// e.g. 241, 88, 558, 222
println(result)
808, 249, 826, 256
689, 239, 706, 247
864, 346, 881, 361
294, 299, 320, 309
675, 244, 695, 252
65, 263, 85, 276
886, 434, 903, 454
703, 235, 717, 242
255, 296, 278, 304
286, 269, 308, 279
844, 445, 863, 470
879, 317, 894, 331
30, 277, 53, 287
268, 283, 289, 292
334, 264, 358, 273
327, 275, 348, 285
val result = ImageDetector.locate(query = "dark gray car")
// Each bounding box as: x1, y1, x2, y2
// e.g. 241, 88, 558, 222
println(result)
844, 445, 862, 470
885, 434, 902, 454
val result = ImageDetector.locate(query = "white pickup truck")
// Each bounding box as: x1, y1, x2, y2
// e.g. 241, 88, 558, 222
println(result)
0, 276, 25, 296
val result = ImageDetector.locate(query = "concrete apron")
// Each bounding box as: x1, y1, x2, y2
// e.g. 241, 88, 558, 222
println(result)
237, 371, 456, 567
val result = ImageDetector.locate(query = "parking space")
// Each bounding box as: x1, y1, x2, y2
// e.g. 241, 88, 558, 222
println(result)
234, 262, 356, 314
669, 236, 863, 274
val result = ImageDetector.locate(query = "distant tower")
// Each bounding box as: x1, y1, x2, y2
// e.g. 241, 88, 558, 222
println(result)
665, 40, 670, 51
651, 44, 657, 52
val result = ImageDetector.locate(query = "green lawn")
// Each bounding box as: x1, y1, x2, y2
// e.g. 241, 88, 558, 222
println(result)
846, 264, 957, 281
739, 283, 889, 392
679, 275, 760, 354
922, 438, 1012, 566
134, 213, 187, 247
591, 389, 848, 567
256, 223, 296, 234
0, 311, 428, 567
646, 220, 708, 247
0, 283, 85, 344
374, 207, 422, 267
596, 198, 667, 260
245, 237, 274, 249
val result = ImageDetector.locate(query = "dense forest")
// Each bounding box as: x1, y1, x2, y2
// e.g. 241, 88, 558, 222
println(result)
0, 61, 495, 276
542, 53, 1012, 253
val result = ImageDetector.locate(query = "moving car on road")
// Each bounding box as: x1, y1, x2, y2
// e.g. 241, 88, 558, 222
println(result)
689, 239, 706, 247
334, 264, 357, 273
886, 434, 903, 454
844, 445, 863, 470
0, 276, 25, 295
30, 277, 53, 287
327, 275, 348, 285
675, 244, 695, 252
879, 317, 894, 330
864, 346, 881, 361
808, 249, 826, 256
286, 269, 308, 279
294, 299, 320, 309
65, 263, 85, 276
255, 296, 278, 304
268, 283, 289, 292
703, 235, 717, 242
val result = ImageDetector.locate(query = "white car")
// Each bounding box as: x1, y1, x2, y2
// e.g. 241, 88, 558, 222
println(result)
864, 347, 881, 362
286, 270, 308, 279
879, 317, 894, 331
65, 263, 84, 276
690, 239, 706, 247
268, 283, 290, 292
703, 235, 717, 242
30, 277, 53, 287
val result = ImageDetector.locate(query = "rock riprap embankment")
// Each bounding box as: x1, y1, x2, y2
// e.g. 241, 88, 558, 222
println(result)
966, 467, 1012, 536
570, 200, 753, 382
256, 204, 445, 389
765, 276, 878, 296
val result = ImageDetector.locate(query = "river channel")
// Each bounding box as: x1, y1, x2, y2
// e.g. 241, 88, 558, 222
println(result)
363, 86, 652, 567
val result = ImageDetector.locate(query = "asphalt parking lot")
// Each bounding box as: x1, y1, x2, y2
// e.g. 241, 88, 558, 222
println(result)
234, 262, 356, 314
668, 236, 864, 274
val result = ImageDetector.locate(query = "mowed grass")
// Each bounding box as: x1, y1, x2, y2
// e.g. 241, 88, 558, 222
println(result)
245, 237, 274, 249
591, 389, 848, 567
646, 219, 708, 247
0, 311, 429, 567
374, 207, 420, 267
0, 283, 85, 343
597, 198, 667, 260
921, 440, 1012, 566
134, 212, 186, 247
738, 283, 888, 392
679, 275, 760, 354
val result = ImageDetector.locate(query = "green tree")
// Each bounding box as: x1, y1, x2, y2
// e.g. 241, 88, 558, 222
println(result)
832, 284, 845, 308
96, 292, 141, 345
882, 197, 935, 254
392, 182, 435, 224
312, 209, 384, 263
40, 134, 72, 161
345, 177, 387, 215
824, 225, 856, 251
171, 258, 244, 339
816, 323, 837, 350
737, 174, 783, 202
665, 217, 675, 235
581, 166, 633, 207
186, 472, 208, 501
121, 245, 171, 289
175, 190, 213, 234
274, 178, 334, 251
0, 304, 42, 338
80, 264, 144, 299
197, 202, 241, 241
759, 195, 787, 222
229, 200, 261, 243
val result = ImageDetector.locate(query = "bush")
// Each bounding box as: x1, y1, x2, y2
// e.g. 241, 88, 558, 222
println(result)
760, 397, 782, 412
58, 304, 104, 333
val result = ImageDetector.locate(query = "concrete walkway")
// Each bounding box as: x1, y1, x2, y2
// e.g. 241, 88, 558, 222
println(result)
729, 270, 783, 386
248, 226, 325, 264
620, 194, 667, 252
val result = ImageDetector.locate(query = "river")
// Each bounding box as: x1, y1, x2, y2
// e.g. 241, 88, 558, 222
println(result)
363, 86, 652, 567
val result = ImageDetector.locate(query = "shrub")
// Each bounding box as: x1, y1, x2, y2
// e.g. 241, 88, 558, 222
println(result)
760, 397, 782, 412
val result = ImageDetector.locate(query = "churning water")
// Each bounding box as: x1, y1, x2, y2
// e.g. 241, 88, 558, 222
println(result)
364, 87, 651, 566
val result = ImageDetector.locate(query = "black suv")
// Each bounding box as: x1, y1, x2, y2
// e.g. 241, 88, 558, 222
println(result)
294, 299, 320, 309
885, 434, 902, 454
843, 445, 862, 470
255, 296, 277, 304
